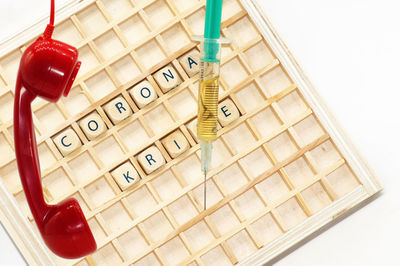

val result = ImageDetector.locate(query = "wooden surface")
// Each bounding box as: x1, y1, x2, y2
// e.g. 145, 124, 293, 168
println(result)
0, 0, 384, 265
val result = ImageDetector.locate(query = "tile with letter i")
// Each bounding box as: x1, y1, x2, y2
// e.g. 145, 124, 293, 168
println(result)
129, 80, 158, 108
137, 145, 166, 174
178, 49, 200, 77
153, 64, 182, 93
52, 128, 82, 156
218, 98, 240, 127
161, 130, 190, 159
79, 112, 107, 141
103, 96, 133, 125
110, 161, 139, 191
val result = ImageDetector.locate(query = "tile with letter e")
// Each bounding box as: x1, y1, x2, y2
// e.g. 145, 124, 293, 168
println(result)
218, 98, 240, 127
79, 112, 107, 140
153, 65, 182, 93
178, 49, 200, 77
111, 161, 139, 191
129, 80, 158, 108
53, 128, 82, 156
137, 146, 166, 174
161, 130, 190, 159
103, 96, 133, 124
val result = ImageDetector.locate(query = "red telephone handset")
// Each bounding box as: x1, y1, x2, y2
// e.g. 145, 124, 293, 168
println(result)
13, 0, 96, 259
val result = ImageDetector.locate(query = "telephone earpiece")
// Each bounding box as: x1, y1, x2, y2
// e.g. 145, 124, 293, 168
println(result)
13, 0, 96, 259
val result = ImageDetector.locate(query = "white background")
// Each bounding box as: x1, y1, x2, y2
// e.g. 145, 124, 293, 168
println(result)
0, 0, 399, 265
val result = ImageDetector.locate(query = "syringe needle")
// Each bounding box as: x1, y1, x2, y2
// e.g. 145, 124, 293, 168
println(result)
204, 170, 207, 210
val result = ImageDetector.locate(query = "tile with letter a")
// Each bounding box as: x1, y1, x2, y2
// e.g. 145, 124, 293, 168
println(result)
218, 98, 240, 127
53, 128, 82, 156
79, 112, 107, 140
178, 49, 200, 77
137, 145, 166, 174
103, 96, 133, 124
161, 130, 190, 159
129, 80, 158, 108
111, 161, 139, 191
153, 65, 182, 93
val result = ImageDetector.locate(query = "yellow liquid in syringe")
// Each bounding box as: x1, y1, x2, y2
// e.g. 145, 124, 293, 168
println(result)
197, 77, 219, 142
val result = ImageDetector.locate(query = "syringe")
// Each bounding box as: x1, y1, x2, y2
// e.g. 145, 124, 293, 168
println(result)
194, 0, 229, 210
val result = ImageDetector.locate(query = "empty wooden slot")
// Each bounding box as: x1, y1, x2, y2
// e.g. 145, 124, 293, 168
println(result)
34, 103, 66, 134
284, 156, 315, 188
167, 195, 198, 226
223, 123, 256, 154
118, 119, 150, 153
161, 23, 191, 54
267, 131, 298, 162
185, 118, 198, 142
0, 92, 14, 123
227, 16, 260, 48
136, 40, 166, 70
75, 4, 108, 36
201, 245, 233, 266
173, 0, 200, 13
91, 243, 123, 265
143, 0, 174, 29
153, 64, 182, 93
42, 167, 74, 202
217, 163, 249, 195
110, 55, 141, 85
125, 186, 158, 217
259, 66, 293, 97
61, 85, 91, 116
158, 236, 190, 265
133, 252, 161, 266
93, 135, 125, 167
37, 142, 57, 172
226, 230, 258, 261
118, 226, 149, 260
77, 45, 100, 78
118, 14, 150, 46
84, 70, 117, 101
234, 82, 266, 114
251, 106, 283, 138
137, 145, 166, 174
0, 133, 13, 166
293, 114, 325, 146
84, 176, 116, 208
256, 172, 291, 203
309, 140, 342, 172
176, 154, 202, 185
168, 88, 197, 119
67, 151, 100, 185
0, 49, 21, 83
161, 129, 190, 159
102, 0, 133, 20
208, 138, 231, 169
141, 211, 174, 243
79, 111, 108, 141
129, 80, 158, 108
234, 188, 265, 220
103, 95, 133, 124
192, 179, 223, 208
326, 164, 360, 197
178, 49, 200, 77
151, 170, 182, 201
275, 197, 308, 230
243, 41, 275, 72
221, 0, 243, 22
52, 19, 82, 46
300, 181, 332, 214
52, 127, 82, 156
111, 161, 140, 191
184, 220, 215, 252
0, 160, 21, 194
143, 104, 174, 135
184, 7, 205, 36
101, 201, 132, 234
94, 29, 125, 60
277, 90, 309, 122
239, 148, 273, 179
220, 57, 249, 89
250, 213, 283, 246
87, 217, 107, 245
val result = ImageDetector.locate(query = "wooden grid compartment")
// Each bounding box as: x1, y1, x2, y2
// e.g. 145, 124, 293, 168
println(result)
0, 0, 381, 265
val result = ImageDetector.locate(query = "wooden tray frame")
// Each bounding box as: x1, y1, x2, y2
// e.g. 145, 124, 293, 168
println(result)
0, 0, 382, 265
